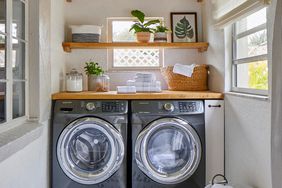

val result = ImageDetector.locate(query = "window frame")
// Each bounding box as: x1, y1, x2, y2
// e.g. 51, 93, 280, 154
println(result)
107, 17, 164, 71
0, 0, 29, 126
231, 8, 268, 96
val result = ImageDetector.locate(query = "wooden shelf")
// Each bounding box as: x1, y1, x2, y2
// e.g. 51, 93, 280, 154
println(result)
52, 90, 224, 100
62, 42, 209, 53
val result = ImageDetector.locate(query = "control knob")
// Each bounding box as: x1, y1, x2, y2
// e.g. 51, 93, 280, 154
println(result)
86, 102, 96, 111
163, 103, 174, 112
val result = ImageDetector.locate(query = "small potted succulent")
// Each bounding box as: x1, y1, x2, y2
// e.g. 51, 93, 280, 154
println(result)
84, 61, 110, 92
153, 23, 170, 42
129, 10, 160, 43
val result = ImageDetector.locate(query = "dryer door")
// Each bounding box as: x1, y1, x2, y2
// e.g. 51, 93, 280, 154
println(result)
57, 117, 124, 185
135, 117, 202, 184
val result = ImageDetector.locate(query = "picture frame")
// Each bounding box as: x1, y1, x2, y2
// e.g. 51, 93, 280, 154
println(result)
170, 12, 198, 43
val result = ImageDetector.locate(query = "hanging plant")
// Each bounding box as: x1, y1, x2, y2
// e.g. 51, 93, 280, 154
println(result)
175, 16, 194, 41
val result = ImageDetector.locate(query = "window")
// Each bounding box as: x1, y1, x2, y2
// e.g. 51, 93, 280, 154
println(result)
0, 0, 28, 124
107, 18, 163, 70
232, 8, 268, 95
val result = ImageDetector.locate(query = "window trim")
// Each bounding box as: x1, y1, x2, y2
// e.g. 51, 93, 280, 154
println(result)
107, 17, 164, 71
231, 8, 268, 96
0, 0, 29, 127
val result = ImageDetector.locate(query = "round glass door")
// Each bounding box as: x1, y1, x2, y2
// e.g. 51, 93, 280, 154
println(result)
57, 117, 124, 185
135, 118, 201, 184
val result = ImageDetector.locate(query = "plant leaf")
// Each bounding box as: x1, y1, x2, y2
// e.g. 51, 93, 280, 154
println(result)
144, 19, 160, 27
131, 10, 145, 23
174, 16, 194, 40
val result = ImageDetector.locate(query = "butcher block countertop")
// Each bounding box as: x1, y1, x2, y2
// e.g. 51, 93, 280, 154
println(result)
52, 90, 224, 100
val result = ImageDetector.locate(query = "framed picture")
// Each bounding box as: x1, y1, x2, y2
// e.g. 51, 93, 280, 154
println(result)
170, 12, 198, 43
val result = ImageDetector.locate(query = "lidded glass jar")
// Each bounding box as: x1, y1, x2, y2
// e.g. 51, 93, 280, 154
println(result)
88, 74, 110, 92
66, 69, 83, 92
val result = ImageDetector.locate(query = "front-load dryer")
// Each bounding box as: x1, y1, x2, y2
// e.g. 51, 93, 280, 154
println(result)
51, 100, 128, 188
131, 100, 205, 188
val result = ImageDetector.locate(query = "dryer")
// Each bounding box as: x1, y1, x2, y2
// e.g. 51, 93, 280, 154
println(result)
131, 100, 205, 188
51, 100, 128, 188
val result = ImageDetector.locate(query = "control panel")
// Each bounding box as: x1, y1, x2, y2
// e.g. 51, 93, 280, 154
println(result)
55, 100, 128, 114
101, 102, 126, 113
132, 100, 204, 114
179, 102, 199, 113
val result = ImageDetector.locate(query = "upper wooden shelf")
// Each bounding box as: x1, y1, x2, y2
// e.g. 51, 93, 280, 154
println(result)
62, 42, 209, 53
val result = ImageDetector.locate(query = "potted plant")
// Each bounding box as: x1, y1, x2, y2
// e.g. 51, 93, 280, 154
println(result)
153, 23, 170, 42
84, 61, 110, 92
129, 10, 160, 43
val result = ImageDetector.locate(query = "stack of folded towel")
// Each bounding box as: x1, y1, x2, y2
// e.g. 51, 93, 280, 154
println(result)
117, 72, 162, 93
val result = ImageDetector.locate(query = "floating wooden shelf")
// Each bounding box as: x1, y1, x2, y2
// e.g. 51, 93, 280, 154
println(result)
62, 42, 209, 53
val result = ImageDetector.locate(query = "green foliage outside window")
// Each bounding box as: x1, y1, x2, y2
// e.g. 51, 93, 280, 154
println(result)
248, 61, 268, 90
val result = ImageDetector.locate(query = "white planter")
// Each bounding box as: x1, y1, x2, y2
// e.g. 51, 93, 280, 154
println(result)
154, 32, 168, 42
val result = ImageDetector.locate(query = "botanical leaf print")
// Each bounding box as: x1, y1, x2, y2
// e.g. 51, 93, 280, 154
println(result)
175, 16, 194, 40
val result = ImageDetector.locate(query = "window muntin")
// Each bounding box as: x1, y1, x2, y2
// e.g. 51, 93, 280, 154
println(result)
108, 18, 163, 69
232, 8, 268, 95
0, 0, 27, 124
0, 0, 6, 33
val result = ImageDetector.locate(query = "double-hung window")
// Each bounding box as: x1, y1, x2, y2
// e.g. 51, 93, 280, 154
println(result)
0, 0, 28, 124
232, 8, 268, 95
107, 18, 164, 70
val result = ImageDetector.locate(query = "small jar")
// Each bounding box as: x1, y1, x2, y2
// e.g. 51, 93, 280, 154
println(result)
88, 74, 110, 92
66, 69, 83, 92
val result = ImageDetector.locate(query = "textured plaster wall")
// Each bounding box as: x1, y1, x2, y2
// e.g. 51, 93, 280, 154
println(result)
0, 0, 58, 187
51, 0, 66, 93
202, 1, 273, 187
64, 0, 208, 90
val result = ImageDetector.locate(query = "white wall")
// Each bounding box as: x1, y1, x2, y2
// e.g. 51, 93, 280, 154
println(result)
50, 0, 66, 93
64, 0, 207, 90
0, 123, 49, 188
225, 96, 271, 187
202, 1, 273, 187
0, 0, 65, 187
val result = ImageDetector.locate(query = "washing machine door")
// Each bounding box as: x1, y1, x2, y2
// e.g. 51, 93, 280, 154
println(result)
57, 117, 124, 185
135, 117, 201, 184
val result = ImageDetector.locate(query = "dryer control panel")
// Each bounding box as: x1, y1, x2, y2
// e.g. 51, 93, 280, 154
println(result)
132, 100, 204, 114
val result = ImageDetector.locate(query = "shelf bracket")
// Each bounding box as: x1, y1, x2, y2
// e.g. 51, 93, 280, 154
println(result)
63, 44, 72, 53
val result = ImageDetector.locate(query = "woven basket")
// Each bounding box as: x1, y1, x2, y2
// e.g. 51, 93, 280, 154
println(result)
161, 64, 209, 91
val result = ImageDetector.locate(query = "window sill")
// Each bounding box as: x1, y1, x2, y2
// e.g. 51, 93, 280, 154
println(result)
0, 121, 43, 163
225, 91, 269, 101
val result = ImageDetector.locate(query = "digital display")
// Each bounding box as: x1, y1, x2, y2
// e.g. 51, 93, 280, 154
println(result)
102, 102, 125, 112
179, 102, 197, 112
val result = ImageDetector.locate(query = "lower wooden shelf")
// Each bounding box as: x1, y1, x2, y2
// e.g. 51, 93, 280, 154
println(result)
52, 90, 223, 100
62, 42, 209, 53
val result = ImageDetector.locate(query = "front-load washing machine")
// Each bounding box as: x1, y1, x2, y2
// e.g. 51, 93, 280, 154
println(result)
131, 100, 205, 188
51, 100, 128, 188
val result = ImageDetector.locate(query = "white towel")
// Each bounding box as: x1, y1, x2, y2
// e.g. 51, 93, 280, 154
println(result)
173, 64, 196, 77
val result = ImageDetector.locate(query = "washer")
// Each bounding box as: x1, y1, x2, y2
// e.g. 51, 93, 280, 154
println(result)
131, 100, 205, 188
51, 100, 128, 188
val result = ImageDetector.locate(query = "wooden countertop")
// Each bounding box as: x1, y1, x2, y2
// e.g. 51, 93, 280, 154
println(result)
52, 90, 224, 100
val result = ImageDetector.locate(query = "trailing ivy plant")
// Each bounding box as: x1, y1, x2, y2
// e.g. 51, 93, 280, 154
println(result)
129, 10, 160, 33
175, 16, 194, 41
84, 61, 104, 76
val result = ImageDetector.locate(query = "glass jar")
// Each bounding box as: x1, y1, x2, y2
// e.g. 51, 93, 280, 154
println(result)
88, 74, 110, 92
66, 69, 83, 92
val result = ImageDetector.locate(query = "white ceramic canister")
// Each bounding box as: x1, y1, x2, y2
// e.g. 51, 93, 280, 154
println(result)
66, 69, 83, 92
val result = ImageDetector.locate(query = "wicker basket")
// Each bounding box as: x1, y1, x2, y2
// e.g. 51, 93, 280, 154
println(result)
161, 64, 209, 91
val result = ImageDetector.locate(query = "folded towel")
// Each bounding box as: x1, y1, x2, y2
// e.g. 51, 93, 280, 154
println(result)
173, 64, 196, 77
117, 86, 136, 94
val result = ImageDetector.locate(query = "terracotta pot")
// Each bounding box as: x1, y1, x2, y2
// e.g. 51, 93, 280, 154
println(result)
154, 32, 168, 42
136, 32, 151, 43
